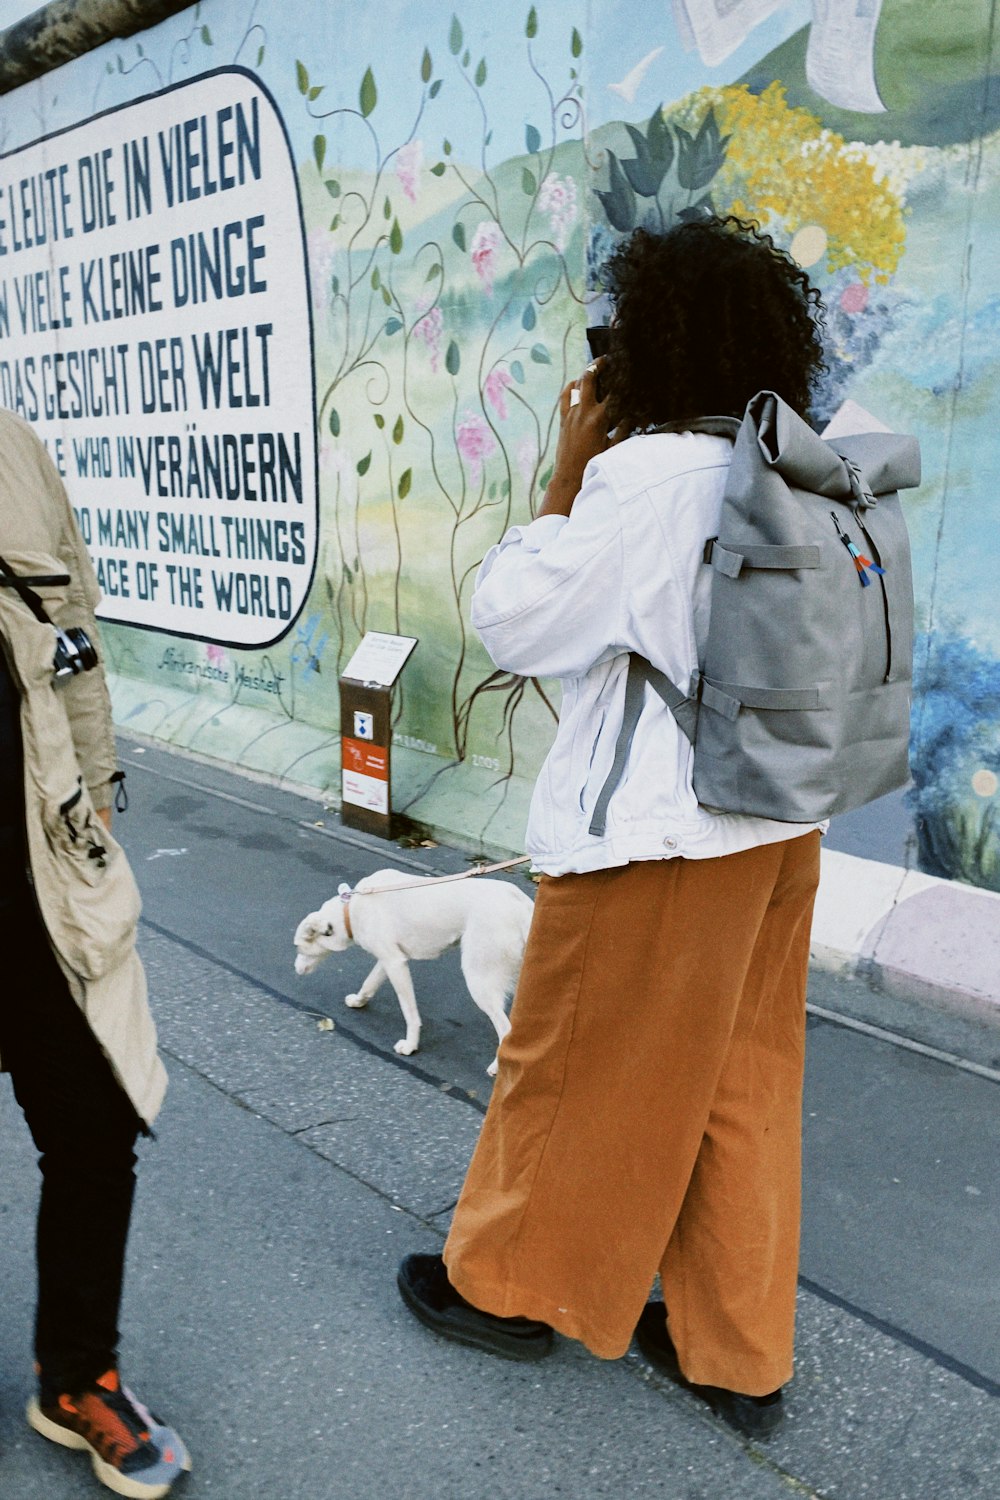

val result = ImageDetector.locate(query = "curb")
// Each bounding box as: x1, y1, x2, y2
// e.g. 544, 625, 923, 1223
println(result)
811, 848, 1000, 1023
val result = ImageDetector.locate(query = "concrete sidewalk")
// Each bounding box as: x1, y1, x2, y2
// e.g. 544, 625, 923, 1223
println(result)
0, 742, 997, 1499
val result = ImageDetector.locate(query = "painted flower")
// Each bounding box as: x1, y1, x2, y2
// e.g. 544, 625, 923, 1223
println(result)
470, 220, 503, 292
484, 367, 513, 421
395, 140, 423, 204
840, 282, 870, 315
205, 643, 226, 666
516, 435, 538, 486
413, 304, 444, 371
456, 411, 497, 483
537, 173, 578, 253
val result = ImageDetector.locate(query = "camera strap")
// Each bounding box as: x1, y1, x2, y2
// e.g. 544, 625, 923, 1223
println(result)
0, 552, 69, 626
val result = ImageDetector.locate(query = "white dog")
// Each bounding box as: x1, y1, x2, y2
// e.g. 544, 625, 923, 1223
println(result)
293, 869, 534, 1074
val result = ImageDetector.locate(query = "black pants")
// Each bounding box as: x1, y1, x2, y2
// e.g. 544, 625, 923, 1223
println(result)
0, 886, 141, 1398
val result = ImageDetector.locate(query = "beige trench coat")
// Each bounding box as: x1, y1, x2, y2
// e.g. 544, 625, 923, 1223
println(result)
0, 408, 166, 1126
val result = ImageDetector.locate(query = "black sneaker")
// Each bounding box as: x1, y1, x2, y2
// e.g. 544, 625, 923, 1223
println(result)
397, 1252, 554, 1361
635, 1302, 785, 1440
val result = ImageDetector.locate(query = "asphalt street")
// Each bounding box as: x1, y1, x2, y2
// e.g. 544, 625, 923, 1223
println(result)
0, 738, 997, 1499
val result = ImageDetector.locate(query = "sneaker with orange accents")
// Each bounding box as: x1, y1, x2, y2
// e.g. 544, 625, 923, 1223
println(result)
27, 1368, 191, 1499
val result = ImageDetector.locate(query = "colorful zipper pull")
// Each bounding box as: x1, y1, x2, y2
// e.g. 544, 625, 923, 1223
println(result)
831, 513, 885, 586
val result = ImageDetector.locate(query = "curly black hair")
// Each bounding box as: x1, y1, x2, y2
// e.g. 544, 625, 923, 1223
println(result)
602, 216, 826, 430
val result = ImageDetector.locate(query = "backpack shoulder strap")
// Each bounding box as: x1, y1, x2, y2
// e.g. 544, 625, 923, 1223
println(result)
588, 654, 699, 838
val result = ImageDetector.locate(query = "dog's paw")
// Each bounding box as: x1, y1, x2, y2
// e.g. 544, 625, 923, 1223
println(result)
344, 992, 370, 1009
487, 1057, 499, 1077
394, 1038, 419, 1056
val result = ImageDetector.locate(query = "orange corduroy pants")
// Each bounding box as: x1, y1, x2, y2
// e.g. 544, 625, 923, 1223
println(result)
443, 831, 821, 1395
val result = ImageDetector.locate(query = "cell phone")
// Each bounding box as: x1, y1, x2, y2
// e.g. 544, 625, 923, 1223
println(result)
586, 325, 611, 361
585, 326, 610, 400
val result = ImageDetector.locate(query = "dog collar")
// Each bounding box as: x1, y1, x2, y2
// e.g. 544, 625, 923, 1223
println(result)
337, 882, 354, 942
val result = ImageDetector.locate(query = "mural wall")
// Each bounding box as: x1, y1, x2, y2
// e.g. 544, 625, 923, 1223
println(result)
1, 0, 998, 890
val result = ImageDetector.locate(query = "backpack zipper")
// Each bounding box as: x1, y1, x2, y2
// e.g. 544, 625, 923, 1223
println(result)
831, 511, 892, 680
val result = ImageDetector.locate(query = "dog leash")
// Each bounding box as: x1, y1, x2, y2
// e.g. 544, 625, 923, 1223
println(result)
337, 854, 532, 913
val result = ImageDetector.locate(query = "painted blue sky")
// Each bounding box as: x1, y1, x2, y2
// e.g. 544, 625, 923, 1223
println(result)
0, 0, 812, 166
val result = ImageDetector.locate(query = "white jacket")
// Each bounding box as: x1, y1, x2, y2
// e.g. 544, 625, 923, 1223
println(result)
471, 429, 822, 876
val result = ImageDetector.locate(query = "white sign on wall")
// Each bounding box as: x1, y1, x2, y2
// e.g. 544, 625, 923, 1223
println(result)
0, 67, 317, 646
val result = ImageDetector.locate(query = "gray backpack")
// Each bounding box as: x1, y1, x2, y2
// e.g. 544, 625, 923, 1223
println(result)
589, 391, 922, 835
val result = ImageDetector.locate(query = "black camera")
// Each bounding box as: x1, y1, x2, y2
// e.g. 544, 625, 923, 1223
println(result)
52, 625, 99, 681
0, 555, 99, 684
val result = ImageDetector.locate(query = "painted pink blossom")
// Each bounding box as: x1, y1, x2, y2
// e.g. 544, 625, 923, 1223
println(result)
205, 643, 226, 667
395, 140, 423, 204
537, 173, 578, 252
484, 367, 513, 421
456, 411, 497, 483
413, 304, 444, 371
516, 436, 538, 486
470, 220, 503, 293
840, 282, 869, 315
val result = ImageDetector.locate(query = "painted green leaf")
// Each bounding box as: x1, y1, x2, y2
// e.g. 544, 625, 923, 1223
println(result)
313, 135, 326, 172
475, 58, 487, 87
329, 408, 341, 436
385, 317, 403, 335
371, 268, 381, 289
510, 360, 525, 384
449, 15, 463, 54
522, 302, 536, 330
571, 26, 582, 57
137, 43, 144, 56
381, 285, 392, 305
425, 262, 442, 280
501, 478, 511, 497
526, 5, 538, 38
430, 161, 446, 176
594, 151, 636, 232
360, 67, 377, 117
421, 48, 432, 82
357, 452, 372, 476
325, 180, 341, 200
374, 413, 386, 429
622, 125, 666, 198
257, 44, 265, 66
330, 275, 340, 297
384, 195, 392, 219
443, 139, 452, 155
484, 130, 493, 146
462, 50, 470, 68
329, 214, 341, 231
393, 415, 404, 444
296, 59, 309, 95
646, 105, 675, 172
308, 85, 324, 101
525, 124, 541, 154
429, 80, 443, 98
106, 61, 113, 73
489, 481, 497, 498
201, 25, 212, 44
452, 222, 466, 252
445, 340, 460, 375
344, 563, 353, 584
398, 468, 412, 499
538, 463, 554, 490
530, 343, 550, 364
522, 167, 536, 196
390, 218, 403, 254
116, 55, 123, 73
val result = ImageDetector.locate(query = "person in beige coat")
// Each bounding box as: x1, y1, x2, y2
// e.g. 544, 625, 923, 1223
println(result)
0, 408, 189, 1498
